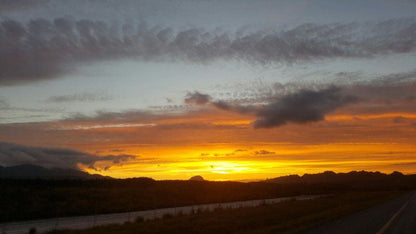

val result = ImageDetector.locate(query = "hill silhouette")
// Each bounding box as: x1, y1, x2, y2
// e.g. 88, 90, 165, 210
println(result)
266, 170, 414, 190
189, 175, 205, 181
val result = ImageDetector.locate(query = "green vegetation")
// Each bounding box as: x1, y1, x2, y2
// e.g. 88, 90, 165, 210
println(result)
50, 191, 403, 234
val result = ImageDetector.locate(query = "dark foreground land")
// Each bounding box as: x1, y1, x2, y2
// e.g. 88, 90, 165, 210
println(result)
50, 191, 405, 234
1, 170, 415, 223
0, 178, 331, 222
305, 192, 416, 234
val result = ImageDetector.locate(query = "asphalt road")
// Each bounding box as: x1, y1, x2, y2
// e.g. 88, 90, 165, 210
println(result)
0, 194, 324, 234
304, 192, 416, 234
384, 192, 416, 234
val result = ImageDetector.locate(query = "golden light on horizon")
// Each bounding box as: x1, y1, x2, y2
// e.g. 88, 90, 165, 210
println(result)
79, 138, 416, 180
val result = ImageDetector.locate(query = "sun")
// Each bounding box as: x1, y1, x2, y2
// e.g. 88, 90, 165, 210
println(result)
206, 161, 252, 174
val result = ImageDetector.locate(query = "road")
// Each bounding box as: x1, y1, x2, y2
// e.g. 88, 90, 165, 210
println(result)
304, 192, 416, 234
0, 194, 324, 234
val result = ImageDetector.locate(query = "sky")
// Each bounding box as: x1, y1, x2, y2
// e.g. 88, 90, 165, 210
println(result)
0, 0, 415, 180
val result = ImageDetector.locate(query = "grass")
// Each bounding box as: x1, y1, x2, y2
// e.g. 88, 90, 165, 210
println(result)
50, 191, 403, 234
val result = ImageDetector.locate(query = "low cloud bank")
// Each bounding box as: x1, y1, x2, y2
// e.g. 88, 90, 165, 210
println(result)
0, 142, 137, 170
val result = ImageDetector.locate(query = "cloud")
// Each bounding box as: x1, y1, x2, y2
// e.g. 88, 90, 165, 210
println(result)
254, 150, 275, 155
46, 92, 113, 103
1, 18, 416, 85
64, 110, 158, 122
0, 99, 9, 109
253, 87, 358, 128
0, 0, 48, 12
184, 91, 212, 105
0, 142, 137, 170
186, 87, 357, 128
53, 123, 156, 130
212, 100, 257, 114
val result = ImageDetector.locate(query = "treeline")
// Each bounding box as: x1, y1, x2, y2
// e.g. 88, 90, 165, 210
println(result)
1, 171, 415, 222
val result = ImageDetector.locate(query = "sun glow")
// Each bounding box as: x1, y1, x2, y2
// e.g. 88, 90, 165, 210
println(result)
79, 139, 416, 181
205, 161, 254, 174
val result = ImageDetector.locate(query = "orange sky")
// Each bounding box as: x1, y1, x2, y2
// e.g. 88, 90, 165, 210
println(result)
0, 2, 415, 182
2, 106, 414, 181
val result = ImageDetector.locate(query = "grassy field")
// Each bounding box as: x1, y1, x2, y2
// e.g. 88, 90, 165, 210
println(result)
50, 191, 403, 234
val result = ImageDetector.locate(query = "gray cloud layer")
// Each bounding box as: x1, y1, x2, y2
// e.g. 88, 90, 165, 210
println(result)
0, 142, 136, 170
0, 0, 48, 13
1, 18, 415, 85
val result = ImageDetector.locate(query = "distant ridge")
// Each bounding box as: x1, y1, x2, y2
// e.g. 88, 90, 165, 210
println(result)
189, 175, 205, 181
0, 164, 110, 179
265, 170, 415, 189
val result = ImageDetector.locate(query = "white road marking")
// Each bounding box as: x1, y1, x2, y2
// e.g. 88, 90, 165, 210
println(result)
376, 193, 414, 234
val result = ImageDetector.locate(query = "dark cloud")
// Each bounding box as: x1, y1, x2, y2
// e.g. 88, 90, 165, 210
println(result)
1, 18, 416, 85
0, 142, 137, 170
254, 150, 275, 155
46, 92, 113, 103
253, 87, 357, 128
186, 87, 357, 128
211, 100, 257, 114
184, 91, 212, 105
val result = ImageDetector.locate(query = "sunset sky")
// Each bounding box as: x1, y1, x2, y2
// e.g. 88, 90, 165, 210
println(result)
0, 0, 415, 180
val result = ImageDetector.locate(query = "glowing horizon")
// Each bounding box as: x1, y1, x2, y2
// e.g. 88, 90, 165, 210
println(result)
0, 0, 415, 181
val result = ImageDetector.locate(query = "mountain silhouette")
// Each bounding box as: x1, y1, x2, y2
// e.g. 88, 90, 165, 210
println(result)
266, 170, 415, 189
189, 175, 205, 181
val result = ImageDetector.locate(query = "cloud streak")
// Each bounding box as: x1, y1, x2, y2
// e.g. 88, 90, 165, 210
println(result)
46, 92, 113, 103
0, 0, 48, 13
1, 18, 415, 84
0, 142, 137, 170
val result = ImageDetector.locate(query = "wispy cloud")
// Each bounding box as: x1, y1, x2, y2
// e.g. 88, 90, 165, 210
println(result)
1, 18, 415, 85
53, 123, 156, 130
46, 92, 113, 103
255, 150, 275, 155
